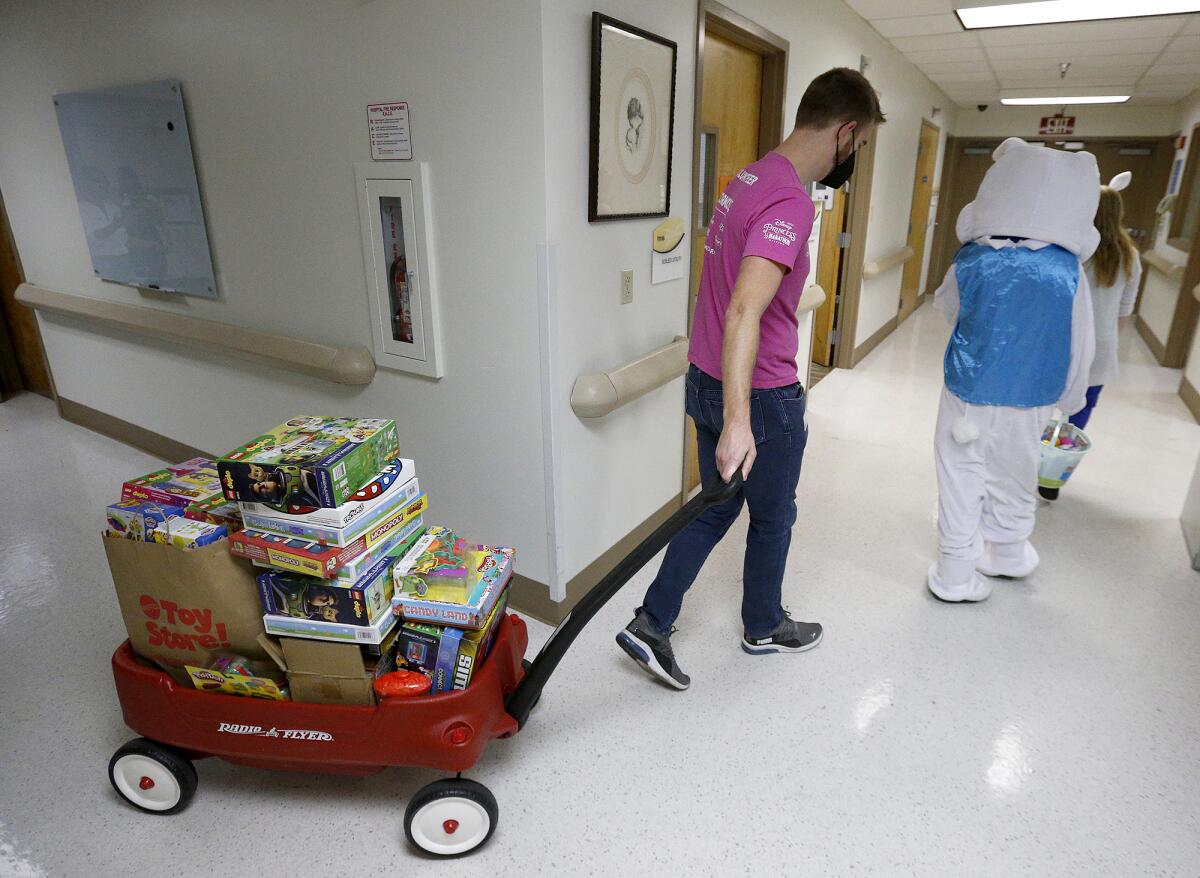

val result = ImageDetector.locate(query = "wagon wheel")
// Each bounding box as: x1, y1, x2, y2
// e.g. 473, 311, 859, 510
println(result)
404, 778, 498, 857
108, 738, 197, 815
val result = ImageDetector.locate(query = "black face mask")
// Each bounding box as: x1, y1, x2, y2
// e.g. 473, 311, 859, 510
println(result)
819, 125, 857, 189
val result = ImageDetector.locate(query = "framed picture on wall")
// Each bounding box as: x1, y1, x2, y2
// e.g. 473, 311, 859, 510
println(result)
589, 12, 678, 222
354, 162, 444, 378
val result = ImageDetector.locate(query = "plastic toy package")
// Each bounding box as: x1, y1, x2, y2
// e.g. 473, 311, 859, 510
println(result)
230, 497, 427, 578
184, 657, 289, 701
392, 543, 515, 630
240, 468, 421, 548
217, 417, 400, 510
106, 500, 184, 542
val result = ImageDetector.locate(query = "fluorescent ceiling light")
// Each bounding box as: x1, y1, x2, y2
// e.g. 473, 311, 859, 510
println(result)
1000, 95, 1130, 105
956, 1, 1200, 29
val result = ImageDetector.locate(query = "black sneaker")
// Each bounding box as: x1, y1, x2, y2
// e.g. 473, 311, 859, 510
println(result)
616, 610, 690, 690
1039, 486, 1060, 501
742, 610, 823, 655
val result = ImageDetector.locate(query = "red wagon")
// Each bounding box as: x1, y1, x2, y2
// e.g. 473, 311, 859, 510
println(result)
109, 476, 741, 856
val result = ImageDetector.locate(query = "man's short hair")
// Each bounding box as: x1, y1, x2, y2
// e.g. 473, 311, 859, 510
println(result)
795, 68, 886, 131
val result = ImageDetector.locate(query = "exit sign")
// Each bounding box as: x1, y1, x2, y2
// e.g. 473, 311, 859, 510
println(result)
1039, 115, 1076, 135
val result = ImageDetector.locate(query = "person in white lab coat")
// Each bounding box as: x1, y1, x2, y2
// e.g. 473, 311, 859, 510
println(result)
928, 138, 1098, 603
1039, 174, 1141, 500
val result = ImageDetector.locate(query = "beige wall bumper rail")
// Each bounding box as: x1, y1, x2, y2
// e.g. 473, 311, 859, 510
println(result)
16, 283, 375, 386
571, 285, 828, 419
862, 245, 914, 280
1144, 249, 1187, 283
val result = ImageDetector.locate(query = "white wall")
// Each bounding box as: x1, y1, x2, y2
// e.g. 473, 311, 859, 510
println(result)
953, 104, 1181, 139
0, 0, 554, 579
1141, 260, 1187, 348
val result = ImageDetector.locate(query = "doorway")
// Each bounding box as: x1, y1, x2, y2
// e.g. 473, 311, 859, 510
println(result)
684, 1, 789, 494
0, 188, 52, 399
898, 119, 940, 323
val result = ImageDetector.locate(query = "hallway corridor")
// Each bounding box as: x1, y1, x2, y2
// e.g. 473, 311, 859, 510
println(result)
1, 302, 1199, 876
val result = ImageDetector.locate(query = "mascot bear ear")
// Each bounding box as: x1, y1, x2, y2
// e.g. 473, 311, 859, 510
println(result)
992, 137, 1028, 160
1108, 171, 1132, 191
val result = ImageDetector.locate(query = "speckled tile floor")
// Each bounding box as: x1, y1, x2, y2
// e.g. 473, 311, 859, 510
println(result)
2, 303, 1200, 876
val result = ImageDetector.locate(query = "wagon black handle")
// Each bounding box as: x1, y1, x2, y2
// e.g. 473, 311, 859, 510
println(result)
505, 471, 744, 729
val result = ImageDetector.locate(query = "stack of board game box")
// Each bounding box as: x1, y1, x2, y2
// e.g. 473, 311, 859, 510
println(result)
218, 418, 428, 647
392, 526, 516, 695
106, 457, 240, 547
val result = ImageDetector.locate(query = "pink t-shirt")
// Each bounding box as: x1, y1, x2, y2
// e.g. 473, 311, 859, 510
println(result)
689, 152, 815, 388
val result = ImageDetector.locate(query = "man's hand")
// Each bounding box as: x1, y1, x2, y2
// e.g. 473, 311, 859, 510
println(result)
717, 417, 756, 481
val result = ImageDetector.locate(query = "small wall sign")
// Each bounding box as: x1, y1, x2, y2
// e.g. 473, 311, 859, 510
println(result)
367, 102, 412, 161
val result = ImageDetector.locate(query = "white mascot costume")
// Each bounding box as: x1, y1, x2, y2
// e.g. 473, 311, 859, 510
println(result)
928, 137, 1099, 603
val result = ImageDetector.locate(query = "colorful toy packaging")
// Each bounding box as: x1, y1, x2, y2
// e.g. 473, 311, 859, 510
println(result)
106, 500, 183, 541
184, 495, 243, 532
439, 592, 510, 693
256, 555, 396, 628
121, 458, 223, 508
262, 603, 399, 645
240, 465, 421, 547
150, 516, 228, 550
230, 496, 427, 578
185, 660, 288, 700
392, 544, 514, 630
393, 526, 473, 602
217, 417, 400, 510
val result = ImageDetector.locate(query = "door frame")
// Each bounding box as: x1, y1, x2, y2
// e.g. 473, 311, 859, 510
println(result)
898, 118, 941, 323
835, 132, 878, 368
684, 1, 789, 499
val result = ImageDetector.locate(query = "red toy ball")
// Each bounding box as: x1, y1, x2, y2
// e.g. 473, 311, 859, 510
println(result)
374, 670, 432, 698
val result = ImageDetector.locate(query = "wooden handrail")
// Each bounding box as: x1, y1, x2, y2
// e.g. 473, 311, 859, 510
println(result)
1144, 249, 1187, 283
15, 283, 375, 385
862, 246, 914, 280
570, 285, 827, 419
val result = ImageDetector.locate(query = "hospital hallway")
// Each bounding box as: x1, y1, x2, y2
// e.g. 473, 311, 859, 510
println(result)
2, 299, 1199, 876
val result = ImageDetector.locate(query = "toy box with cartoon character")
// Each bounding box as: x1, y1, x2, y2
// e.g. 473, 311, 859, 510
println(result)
396, 620, 454, 679
239, 461, 420, 547
121, 458, 223, 508
106, 500, 184, 541
256, 554, 396, 628
150, 516, 228, 549
185, 495, 243, 532
391, 526, 473, 603
184, 663, 288, 700
392, 543, 514, 629
217, 417, 400, 510
230, 495, 427, 578
262, 601, 399, 645
238, 459, 417, 532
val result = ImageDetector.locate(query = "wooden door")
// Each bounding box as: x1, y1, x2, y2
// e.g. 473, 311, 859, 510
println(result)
811, 187, 847, 366
899, 120, 940, 321
1086, 140, 1175, 250
685, 31, 764, 492
0, 189, 52, 398
931, 141, 996, 292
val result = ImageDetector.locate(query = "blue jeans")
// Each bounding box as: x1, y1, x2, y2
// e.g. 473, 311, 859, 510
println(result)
641, 366, 808, 638
1068, 385, 1103, 431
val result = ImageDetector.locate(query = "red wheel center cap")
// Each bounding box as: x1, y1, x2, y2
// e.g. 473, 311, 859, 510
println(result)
139, 776, 155, 790
443, 819, 459, 835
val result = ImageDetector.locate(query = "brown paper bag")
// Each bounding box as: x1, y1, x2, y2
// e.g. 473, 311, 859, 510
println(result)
104, 535, 273, 675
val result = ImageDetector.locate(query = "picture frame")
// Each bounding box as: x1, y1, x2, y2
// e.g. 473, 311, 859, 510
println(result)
589, 12, 678, 222
354, 162, 444, 379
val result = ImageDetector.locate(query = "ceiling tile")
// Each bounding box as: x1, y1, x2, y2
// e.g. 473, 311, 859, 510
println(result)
1182, 15, 1200, 35
935, 72, 1000, 85
871, 14, 962, 38
919, 59, 996, 76
1167, 34, 1200, 52
999, 74, 1138, 89
977, 16, 1189, 47
905, 46, 988, 64
1148, 61, 1200, 76
845, 0, 953, 18
891, 32, 981, 53
988, 55, 1158, 75
985, 40, 1168, 61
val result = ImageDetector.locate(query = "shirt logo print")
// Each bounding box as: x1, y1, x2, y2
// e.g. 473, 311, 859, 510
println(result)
736, 170, 759, 186
761, 218, 796, 247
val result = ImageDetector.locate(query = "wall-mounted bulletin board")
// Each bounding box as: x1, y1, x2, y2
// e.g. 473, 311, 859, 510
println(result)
54, 79, 218, 298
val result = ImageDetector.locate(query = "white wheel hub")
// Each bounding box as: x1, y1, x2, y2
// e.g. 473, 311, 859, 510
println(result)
112, 754, 182, 812
410, 796, 491, 856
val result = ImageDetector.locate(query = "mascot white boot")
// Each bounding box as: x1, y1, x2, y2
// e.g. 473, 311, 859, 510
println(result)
928, 138, 1099, 603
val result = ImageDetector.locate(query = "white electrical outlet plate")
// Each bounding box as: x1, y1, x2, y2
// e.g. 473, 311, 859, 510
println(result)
621, 269, 634, 305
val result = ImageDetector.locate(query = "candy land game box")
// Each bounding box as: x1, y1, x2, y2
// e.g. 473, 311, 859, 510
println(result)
217, 418, 400, 510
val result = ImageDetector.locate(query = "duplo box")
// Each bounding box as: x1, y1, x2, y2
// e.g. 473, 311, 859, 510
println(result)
217, 417, 400, 510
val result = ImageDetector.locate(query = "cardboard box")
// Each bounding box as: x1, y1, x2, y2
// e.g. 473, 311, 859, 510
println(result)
397, 621, 458, 679
106, 500, 184, 542
238, 459, 417, 536
240, 476, 421, 548
150, 516, 227, 549
257, 627, 401, 706
230, 496, 427, 578
121, 459, 223, 508
262, 603, 399, 645
440, 591, 510, 693
392, 546, 514, 630
217, 417, 400, 510
103, 534, 275, 676
256, 555, 395, 628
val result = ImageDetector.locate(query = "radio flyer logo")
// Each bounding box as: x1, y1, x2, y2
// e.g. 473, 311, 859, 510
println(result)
216, 723, 334, 742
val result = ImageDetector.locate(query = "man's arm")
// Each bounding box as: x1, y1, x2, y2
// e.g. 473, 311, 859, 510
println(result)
717, 255, 786, 481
